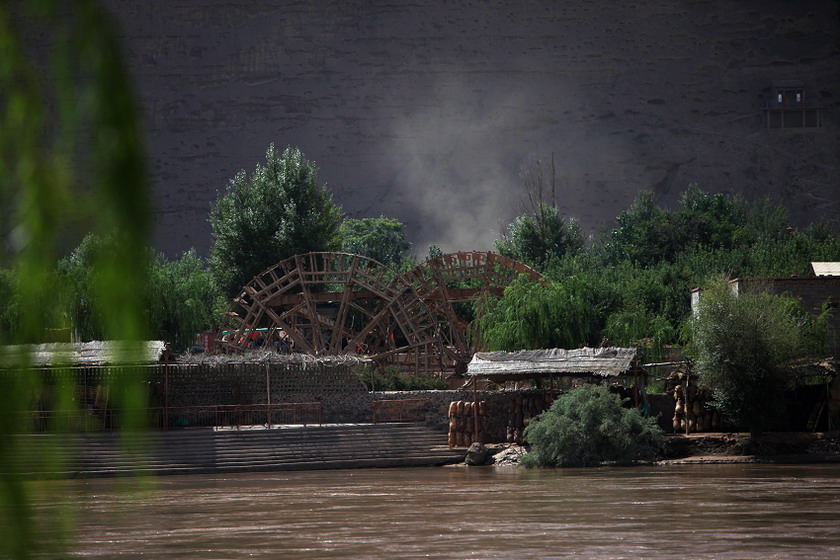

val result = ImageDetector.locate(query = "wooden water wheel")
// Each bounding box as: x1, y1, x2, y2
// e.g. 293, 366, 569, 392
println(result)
400, 251, 544, 372
219, 251, 542, 375
218, 252, 447, 372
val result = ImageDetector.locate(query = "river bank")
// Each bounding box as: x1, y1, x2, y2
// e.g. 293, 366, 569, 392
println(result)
477, 431, 840, 467
657, 431, 840, 465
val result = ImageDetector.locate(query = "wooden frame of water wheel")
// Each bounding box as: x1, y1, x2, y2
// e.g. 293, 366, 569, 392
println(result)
218, 251, 542, 375
401, 251, 543, 372
218, 252, 448, 373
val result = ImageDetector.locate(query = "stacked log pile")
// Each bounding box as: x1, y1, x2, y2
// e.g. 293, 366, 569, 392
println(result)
447, 400, 487, 447
505, 392, 554, 444
672, 384, 722, 433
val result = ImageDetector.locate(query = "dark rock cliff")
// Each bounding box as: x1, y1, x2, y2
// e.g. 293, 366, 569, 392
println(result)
100, 0, 839, 256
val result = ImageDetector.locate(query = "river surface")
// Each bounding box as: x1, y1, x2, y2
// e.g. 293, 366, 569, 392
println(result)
31, 463, 840, 559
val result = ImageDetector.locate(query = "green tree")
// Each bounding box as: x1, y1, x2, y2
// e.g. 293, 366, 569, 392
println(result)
601, 190, 668, 266
340, 216, 411, 267
147, 249, 224, 352
208, 144, 344, 296
57, 233, 115, 341
1, 1, 152, 556
690, 278, 828, 435
59, 235, 224, 351
496, 202, 583, 270
603, 186, 751, 267
477, 275, 600, 351
522, 384, 666, 467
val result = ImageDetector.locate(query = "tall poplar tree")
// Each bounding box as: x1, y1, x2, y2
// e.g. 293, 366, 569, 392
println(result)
209, 145, 344, 297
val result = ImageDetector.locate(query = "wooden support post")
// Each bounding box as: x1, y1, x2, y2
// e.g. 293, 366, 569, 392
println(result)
265, 362, 272, 428
163, 345, 169, 430
473, 375, 480, 443
685, 371, 690, 435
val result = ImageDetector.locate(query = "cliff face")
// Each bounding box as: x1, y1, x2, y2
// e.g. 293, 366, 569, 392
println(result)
103, 0, 840, 256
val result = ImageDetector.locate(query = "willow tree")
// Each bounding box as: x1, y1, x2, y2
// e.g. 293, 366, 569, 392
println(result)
691, 278, 828, 435
1, 2, 152, 556
477, 275, 600, 351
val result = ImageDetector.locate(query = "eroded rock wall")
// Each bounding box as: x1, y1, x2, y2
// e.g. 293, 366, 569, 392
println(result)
98, 0, 839, 255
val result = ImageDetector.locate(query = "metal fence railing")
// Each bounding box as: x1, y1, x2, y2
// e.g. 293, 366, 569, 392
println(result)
17, 402, 323, 433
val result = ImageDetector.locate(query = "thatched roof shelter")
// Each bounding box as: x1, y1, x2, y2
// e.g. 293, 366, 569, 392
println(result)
0, 341, 166, 368
178, 349, 373, 369
466, 347, 638, 383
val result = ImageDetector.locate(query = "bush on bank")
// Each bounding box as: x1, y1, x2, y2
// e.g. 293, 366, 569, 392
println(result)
522, 384, 666, 468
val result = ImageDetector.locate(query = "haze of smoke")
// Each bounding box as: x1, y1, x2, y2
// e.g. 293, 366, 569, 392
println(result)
378, 70, 643, 254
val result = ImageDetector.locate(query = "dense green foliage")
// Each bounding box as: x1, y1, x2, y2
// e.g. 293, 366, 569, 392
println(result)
495, 202, 583, 269
30, 234, 224, 352
1, 1, 154, 556
56, 233, 116, 341
340, 216, 411, 267
603, 185, 761, 266
484, 185, 840, 359
690, 279, 828, 434
209, 144, 344, 296
478, 275, 601, 351
147, 249, 225, 351
357, 365, 448, 391
522, 384, 666, 467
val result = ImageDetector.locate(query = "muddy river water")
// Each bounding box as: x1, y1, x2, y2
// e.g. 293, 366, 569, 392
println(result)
33, 463, 840, 559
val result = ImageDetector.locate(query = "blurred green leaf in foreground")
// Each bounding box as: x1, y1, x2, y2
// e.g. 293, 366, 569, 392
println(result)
1, 1, 152, 557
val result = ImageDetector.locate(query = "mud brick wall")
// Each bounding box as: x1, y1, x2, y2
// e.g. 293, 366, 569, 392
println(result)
152, 361, 373, 423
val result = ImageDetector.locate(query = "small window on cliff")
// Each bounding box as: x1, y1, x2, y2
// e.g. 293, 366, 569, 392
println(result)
765, 81, 821, 129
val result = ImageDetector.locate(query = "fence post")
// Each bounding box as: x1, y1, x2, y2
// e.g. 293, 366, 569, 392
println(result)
265, 361, 272, 428
163, 346, 170, 430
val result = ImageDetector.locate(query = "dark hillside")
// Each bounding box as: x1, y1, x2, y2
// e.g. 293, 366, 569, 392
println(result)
100, 0, 839, 255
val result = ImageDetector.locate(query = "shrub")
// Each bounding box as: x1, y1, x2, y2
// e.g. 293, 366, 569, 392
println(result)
522, 384, 666, 467
690, 277, 828, 435
357, 365, 448, 391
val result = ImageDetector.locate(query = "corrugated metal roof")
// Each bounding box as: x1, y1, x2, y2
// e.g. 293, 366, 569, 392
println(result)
467, 347, 637, 380
811, 262, 840, 276
0, 341, 166, 368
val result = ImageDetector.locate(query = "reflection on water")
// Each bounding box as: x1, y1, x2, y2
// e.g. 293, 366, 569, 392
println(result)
33, 464, 840, 559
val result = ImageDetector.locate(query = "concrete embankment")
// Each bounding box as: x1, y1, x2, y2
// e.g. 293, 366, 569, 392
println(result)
8, 423, 466, 478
